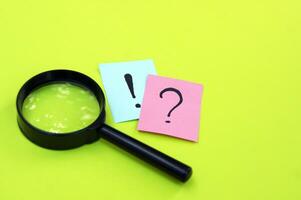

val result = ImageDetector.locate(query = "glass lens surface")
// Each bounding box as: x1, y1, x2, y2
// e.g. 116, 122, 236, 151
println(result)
22, 82, 100, 133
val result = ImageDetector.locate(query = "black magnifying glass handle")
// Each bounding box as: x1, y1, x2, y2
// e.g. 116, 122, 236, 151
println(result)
99, 124, 192, 182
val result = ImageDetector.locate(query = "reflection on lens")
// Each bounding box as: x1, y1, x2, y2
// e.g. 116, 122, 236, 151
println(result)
22, 82, 100, 133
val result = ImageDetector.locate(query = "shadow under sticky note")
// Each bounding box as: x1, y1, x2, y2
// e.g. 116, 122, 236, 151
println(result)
99, 60, 157, 123
138, 75, 204, 141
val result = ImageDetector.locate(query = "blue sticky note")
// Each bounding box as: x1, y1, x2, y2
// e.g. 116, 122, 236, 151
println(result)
99, 60, 157, 123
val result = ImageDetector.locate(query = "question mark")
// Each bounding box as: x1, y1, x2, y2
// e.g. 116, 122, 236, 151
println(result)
159, 87, 183, 123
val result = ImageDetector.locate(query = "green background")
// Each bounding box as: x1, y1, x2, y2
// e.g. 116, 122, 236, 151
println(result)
0, 1, 300, 200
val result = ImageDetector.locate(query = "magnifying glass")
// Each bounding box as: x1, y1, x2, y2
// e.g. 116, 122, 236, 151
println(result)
16, 70, 192, 182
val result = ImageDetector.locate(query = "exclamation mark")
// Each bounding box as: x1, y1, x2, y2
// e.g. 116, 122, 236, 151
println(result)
124, 73, 141, 108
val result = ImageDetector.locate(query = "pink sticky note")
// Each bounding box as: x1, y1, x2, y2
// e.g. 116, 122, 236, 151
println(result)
138, 75, 204, 142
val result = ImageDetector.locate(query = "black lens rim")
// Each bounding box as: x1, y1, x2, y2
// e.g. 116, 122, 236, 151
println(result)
16, 69, 106, 150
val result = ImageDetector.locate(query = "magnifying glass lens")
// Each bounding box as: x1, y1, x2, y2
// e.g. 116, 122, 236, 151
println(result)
22, 82, 100, 133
